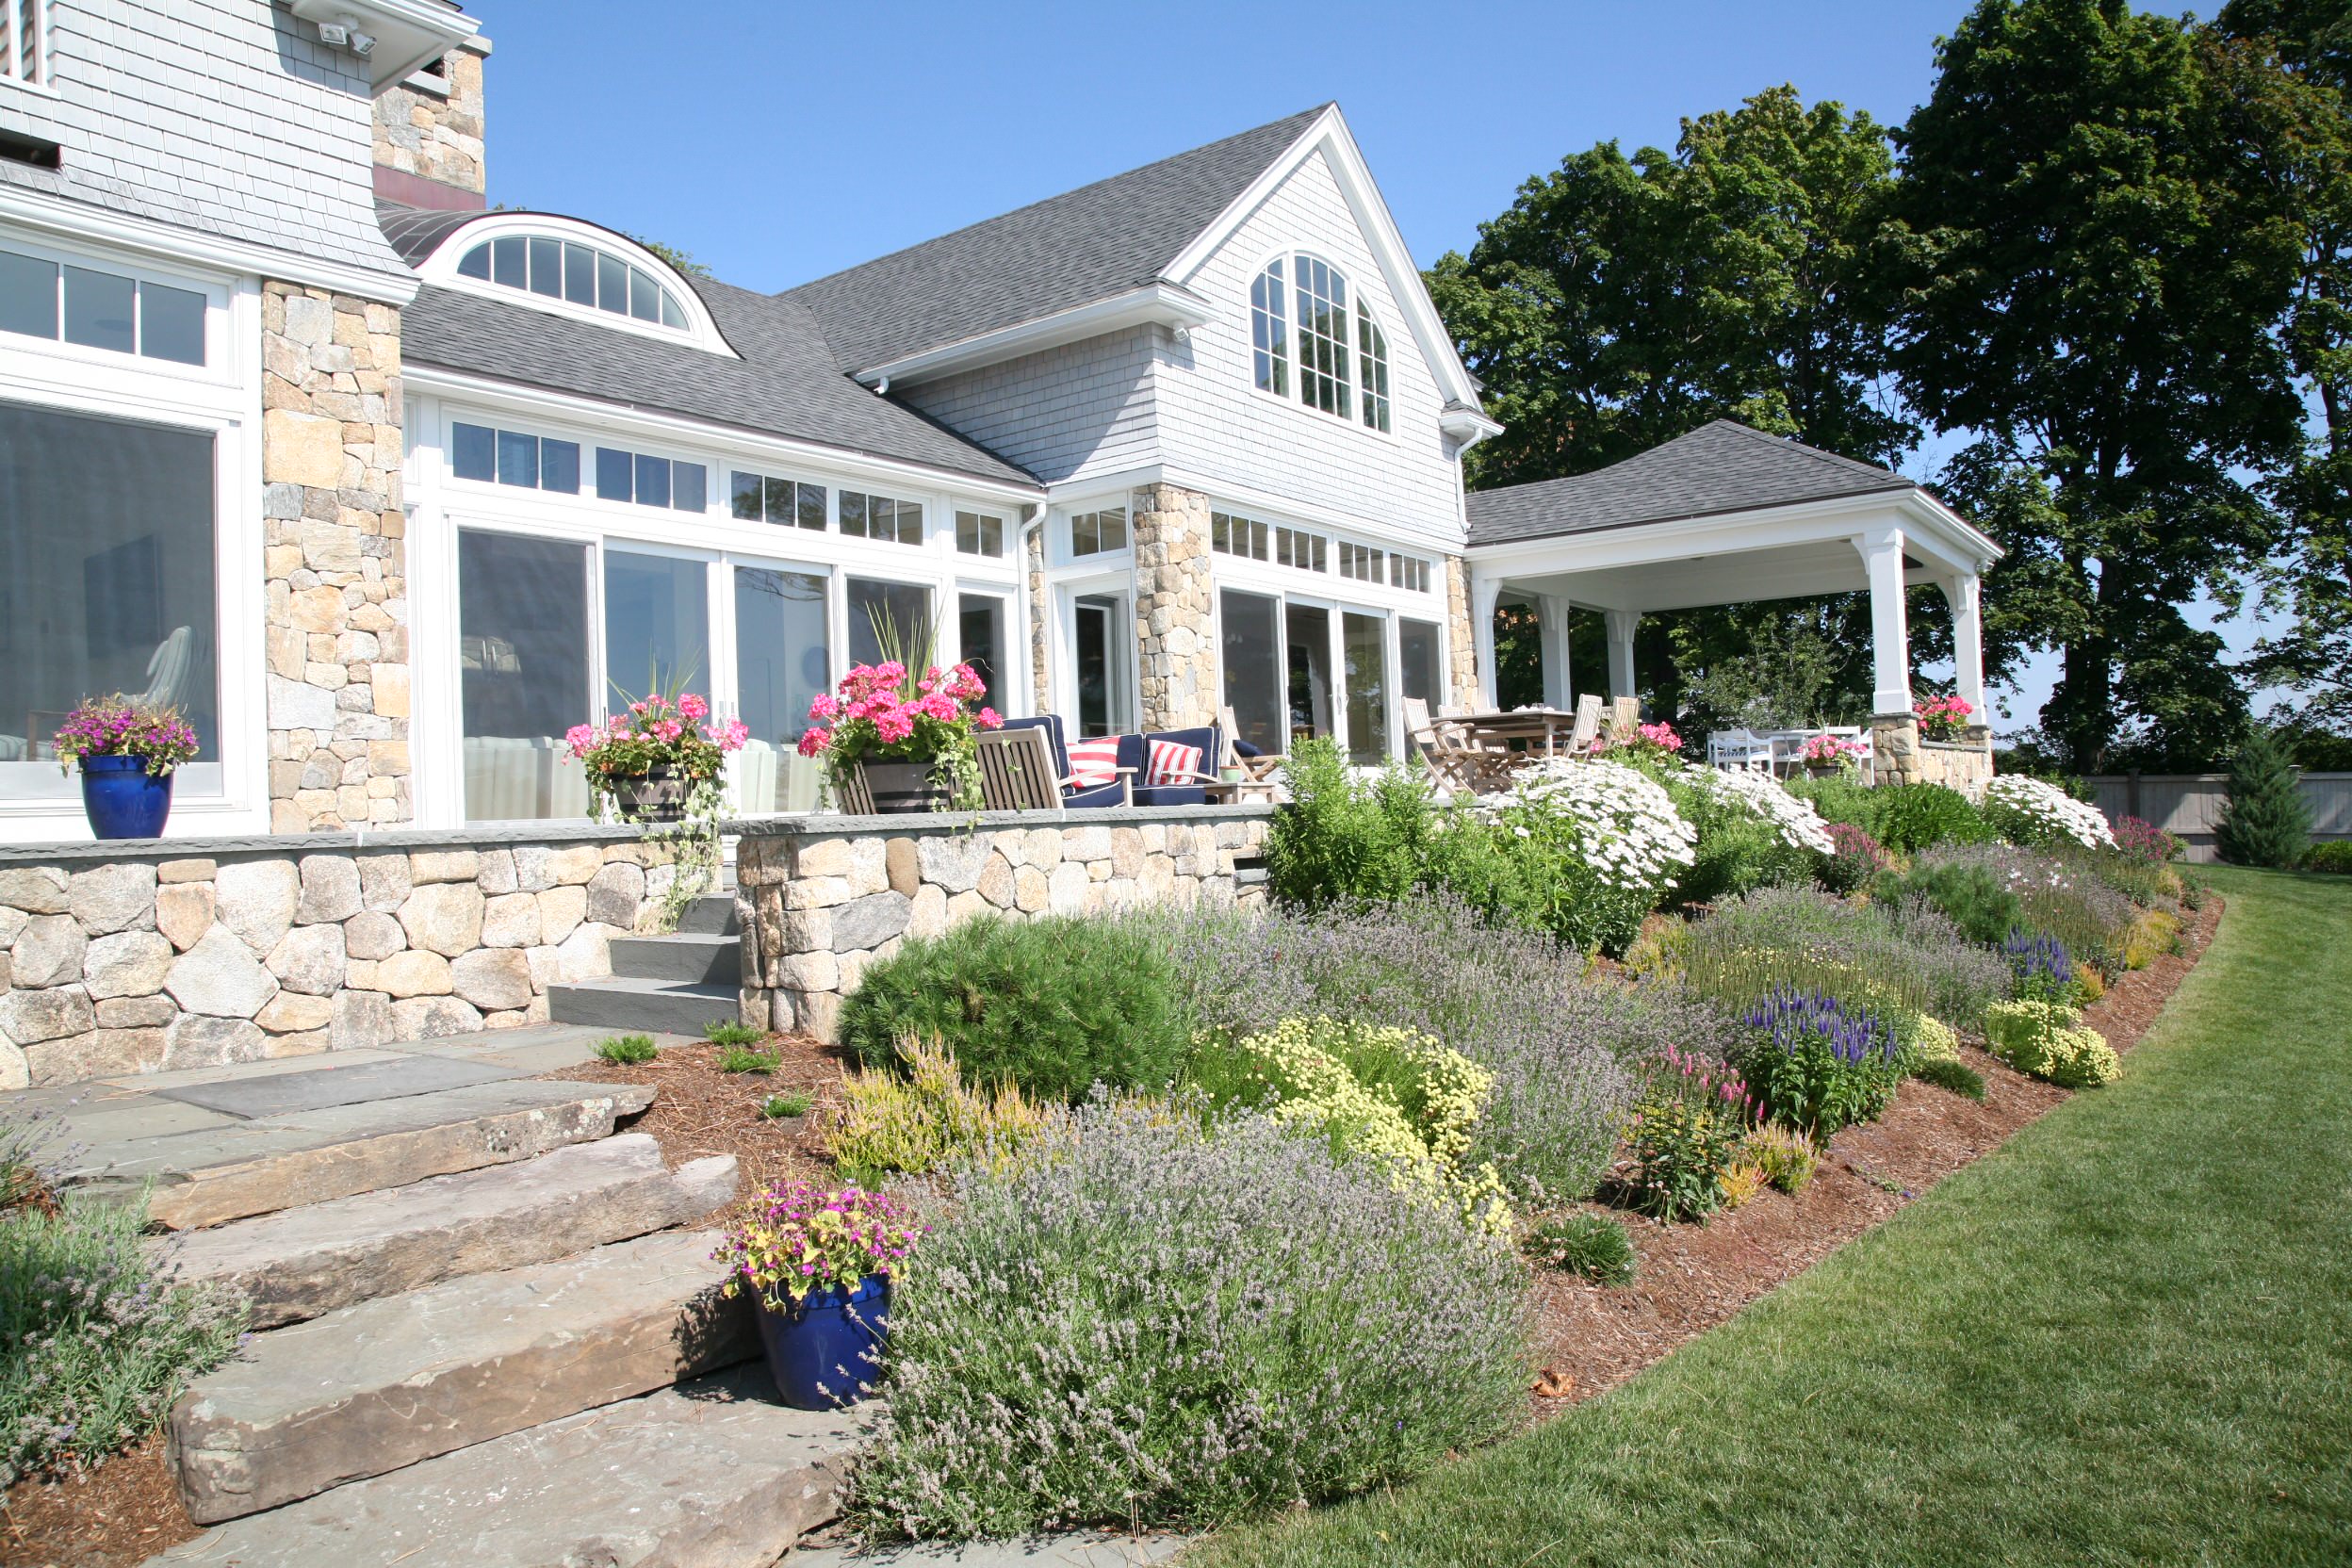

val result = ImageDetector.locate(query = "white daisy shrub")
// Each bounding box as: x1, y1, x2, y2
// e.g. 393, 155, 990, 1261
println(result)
1983, 775, 2115, 850
1476, 759, 1697, 952
1686, 764, 1838, 856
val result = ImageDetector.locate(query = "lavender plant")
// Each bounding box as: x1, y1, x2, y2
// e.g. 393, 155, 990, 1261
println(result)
848, 1097, 1529, 1539
2, 1192, 246, 1485
1912, 841, 2138, 972
1679, 885, 2012, 1028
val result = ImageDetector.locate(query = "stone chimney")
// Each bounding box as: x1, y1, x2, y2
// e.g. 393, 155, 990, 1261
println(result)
371, 34, 491, 210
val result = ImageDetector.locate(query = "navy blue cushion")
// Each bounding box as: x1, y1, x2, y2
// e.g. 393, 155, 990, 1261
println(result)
1133, 784, 1209, 807
1233, 736, 1264, 759
1000, 714, 1069, 776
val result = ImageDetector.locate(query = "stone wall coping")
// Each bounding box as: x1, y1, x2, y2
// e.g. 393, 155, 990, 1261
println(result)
0, 820, 658, 869
1919, 740, 1993, 752
727, 804, 1278, 843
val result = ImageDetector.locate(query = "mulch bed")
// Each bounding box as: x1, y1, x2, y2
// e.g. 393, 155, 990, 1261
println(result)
1525, 891, 2224, 1409
4, 897, 2220, 1567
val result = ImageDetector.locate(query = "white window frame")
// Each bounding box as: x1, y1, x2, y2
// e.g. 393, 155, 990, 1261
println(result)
2, 0, 56, 94
1244, 246, 1396, 444
416, 213, 737, 356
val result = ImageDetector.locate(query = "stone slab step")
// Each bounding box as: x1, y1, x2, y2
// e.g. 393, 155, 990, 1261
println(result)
609, 930, 741, 986
676, 890, 740, 936
548, 975, 741, 1037
170, 1227, 756, 1523
151, 1135, 739, 1329
68, 1078, 657, 1231
150, 1364, 862, 1568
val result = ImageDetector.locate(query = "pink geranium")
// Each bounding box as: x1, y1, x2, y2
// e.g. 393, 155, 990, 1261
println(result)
562, 689, 748, 816
798, 654, 999, 808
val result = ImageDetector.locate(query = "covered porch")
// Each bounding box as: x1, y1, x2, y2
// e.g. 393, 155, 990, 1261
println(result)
1462, 421, 2001, 784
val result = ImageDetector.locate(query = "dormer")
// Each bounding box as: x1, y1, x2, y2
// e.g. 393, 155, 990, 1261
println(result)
397, 210, 737, 357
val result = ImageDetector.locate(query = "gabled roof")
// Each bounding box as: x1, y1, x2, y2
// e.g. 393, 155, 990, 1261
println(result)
398, 271, 1038, 490
781, 106, 1329, 375
1463, 420, 1917, 547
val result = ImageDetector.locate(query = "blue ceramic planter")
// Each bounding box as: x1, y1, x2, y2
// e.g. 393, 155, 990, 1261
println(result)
753, 1275, 890, 1410
79, 755, 173, 840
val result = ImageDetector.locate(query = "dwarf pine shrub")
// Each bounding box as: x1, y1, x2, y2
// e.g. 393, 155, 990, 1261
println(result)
850, 1098, 1529, 1539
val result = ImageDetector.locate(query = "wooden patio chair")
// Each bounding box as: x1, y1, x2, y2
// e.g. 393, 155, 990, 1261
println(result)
1216, 704, 1284, 783
975, 726, 1067, 812
1570, 693, 1605, 752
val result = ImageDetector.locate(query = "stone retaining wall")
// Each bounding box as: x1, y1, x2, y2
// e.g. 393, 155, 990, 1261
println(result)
1870, 713, 1996, 793
0, 827, 673, 1090
735, 806, 1275, 1040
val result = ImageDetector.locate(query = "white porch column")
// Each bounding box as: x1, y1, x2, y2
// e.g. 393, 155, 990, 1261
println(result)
1940, 571, 1986, 720
1604, 609, 1640, 701
1469, 573, 1503, 708
1855, 528, 1913, 715
1538, 595, 1573, 710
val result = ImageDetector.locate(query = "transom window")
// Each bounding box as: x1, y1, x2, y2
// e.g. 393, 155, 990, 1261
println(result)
1070, 506, 1129, 557
1337, 543, 1430, 591
1276, 525, 1326, 573
457, 234, 689, 331
956, 510, 1004, 558
1211, 511, 1267, 561
0, 250, 204, 366
1214, 508, 1326, 573
840, 489, 923, 546
596, 445, 706, 512
1251, 253, 1392, 433
453, 422, 580, 494
731, 469, 826, 531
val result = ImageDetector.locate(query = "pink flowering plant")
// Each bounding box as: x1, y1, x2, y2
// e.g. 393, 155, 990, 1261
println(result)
798, 660, 1002, 809
52, 695, 199, 776
1913, 693, 1974, 741
1592, 720, 1684, 761
1799, 733, 1865, 767
564, 690, 747, 796
712, 1179, 922, 1311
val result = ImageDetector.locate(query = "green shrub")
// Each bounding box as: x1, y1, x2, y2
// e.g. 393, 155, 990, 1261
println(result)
849, 1098, 1529, 1539
760, 1090, 812, 1119
2300, 841, 2352, 874
1784, 773, 1880, 833
596, 1034, 657, 1065
1732, 991, 1906, 1137
1870, 783, 1992, 853
1740, 1122, 1819, 1193
1881, 860, 2022, 946
1523, 1213, 1636, 1284
716, 1046, 778, 1074
3, 1192, 246, 1485
1914, 1056, 1987, 1100
841, 913, 1188, 1101
1984, 1000, 2120, 1087
703, 1020, 763, 1049
2214, 727, 2313, 868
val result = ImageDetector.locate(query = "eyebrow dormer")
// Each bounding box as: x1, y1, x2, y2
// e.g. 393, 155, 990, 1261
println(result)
414, 212, 734, 355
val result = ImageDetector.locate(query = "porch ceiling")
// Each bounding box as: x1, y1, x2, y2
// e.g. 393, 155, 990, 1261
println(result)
1499, 537, 1936, 613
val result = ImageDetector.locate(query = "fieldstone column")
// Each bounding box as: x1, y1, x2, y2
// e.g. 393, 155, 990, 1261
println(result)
1444, 556, 1479, 710
1025, 521, 1049, 715
1131, 483, 1217, 731
261, 284, 411, 833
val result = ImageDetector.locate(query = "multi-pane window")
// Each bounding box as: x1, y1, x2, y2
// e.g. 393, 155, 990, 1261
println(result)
1211, 510, 1268, 561
1275, 526, 1326, 573
1356, 301, 1391, 433
730, 469, 825, 531
596, 446, 706, 512
0, 251, 205, 366
453, 423, 581, 493
1249, 252, 1392, 433
1250, 259, 1288, 396
1389, 552, 1431, 593
1070, 506, 1129, 556
1339, 542, 1384, 582
4, 1, 49, 88
956, 510, 1004, 557
841, 489, 923, 546
457, 233, 690, 330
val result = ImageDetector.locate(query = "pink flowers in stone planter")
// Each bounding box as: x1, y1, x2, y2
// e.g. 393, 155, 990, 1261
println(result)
1913, 694, 1974, 741
1799, 733, 1865, 771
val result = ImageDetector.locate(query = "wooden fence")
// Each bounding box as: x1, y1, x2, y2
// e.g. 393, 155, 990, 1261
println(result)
2082, 772, 2352, 863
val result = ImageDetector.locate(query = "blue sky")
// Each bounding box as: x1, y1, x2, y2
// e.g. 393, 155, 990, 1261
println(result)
473, 0, 2282, 728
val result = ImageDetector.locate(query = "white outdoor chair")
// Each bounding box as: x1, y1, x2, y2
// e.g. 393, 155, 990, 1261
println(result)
1708, 728, 1774, 773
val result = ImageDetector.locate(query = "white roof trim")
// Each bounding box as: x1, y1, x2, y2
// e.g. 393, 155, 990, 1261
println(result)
410, 212, 739, 359
286, 0, 479, 92
0, 184, 418, 302
851, 282, 1217, 389
1162, 106, 1489, 417
1466, 486, 2001, 578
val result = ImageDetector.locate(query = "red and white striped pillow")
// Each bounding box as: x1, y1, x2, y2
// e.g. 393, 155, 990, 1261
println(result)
1066, 737, 1121, 789
1144, 738, 1203, 787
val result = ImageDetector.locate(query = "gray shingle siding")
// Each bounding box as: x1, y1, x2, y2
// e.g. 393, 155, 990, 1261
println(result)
1464, 420, 1915, 547
897, 324, 1161, 487
0, 0, 408, 283
783, 106, 1324, 374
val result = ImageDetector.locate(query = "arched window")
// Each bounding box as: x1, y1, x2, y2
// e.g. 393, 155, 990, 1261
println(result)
455, 233, 689, 330
1250, 253, 1391, 433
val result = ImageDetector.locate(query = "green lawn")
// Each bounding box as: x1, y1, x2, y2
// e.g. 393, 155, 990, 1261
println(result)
1200, 867, 2352, 1567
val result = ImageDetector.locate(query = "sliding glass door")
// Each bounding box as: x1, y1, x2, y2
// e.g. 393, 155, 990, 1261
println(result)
1342, 611, 1390, 764
603, 549, 710, 705
734, 565, 828, 813
1220, 589, 1285, 755
1284, 603, 1331, 746
459, 530, 593, 821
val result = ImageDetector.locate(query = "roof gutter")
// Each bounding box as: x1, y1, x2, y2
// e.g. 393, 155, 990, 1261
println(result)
851, 281, 1217, 389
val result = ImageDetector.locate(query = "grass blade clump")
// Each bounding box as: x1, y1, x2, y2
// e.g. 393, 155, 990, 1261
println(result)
850, 1097, 1529, 1540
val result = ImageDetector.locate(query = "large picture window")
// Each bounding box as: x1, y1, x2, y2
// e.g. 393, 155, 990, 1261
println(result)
1249, 252, 1392, 432
734, 566, 829, 814
0, 403, 220, 801
604, 551, 710, 703
459, 531, 591, 821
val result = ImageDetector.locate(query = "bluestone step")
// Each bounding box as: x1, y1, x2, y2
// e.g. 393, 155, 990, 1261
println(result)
609, 930, 741, 985
150, 1364, 862, 1568
169, 1227, 756, 1523
151, 1135, 740, 1329
675, 890, 741, 936
548, 974, 742, 1037
70, 1078, 657, 1231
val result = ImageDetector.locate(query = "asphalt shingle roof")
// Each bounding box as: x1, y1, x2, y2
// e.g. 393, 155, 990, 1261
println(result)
780, 106, 1328, 373
1463, 420, 1916, 547
398, 273, 1039, 490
